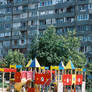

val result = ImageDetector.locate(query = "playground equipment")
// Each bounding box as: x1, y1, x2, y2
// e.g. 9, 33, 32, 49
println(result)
0, 58, 86, 92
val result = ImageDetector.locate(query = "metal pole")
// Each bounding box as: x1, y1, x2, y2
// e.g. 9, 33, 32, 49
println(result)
2, 72, 4, 92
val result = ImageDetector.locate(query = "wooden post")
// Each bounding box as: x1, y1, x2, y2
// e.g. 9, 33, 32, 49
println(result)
2, 72, 5, 92
74, 69, 76, 92
9, 72, 11, 91
51, 68, 52, 81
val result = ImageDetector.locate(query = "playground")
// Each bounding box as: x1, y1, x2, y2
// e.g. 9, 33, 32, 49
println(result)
0, 58, 87, 92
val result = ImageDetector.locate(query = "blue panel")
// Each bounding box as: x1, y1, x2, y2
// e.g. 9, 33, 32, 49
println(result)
16, 65, 22, 68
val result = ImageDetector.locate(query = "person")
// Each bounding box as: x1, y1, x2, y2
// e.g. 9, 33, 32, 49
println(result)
22, 85, 26, 92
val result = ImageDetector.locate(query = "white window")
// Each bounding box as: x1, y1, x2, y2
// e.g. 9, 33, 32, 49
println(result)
5, 16, 12, 20
20, 13, 27, 18
63, 0, 67, 3
88, 4, 92, 9
13, 23, 21, 28
0, 9, 6, 14
3, 41, 10, 46
0, 33, 4, 37
13, 14, 20, 19
40, 11, 45, 15
71, 18, 75, 22
52, 0, 58, 5
77, 14, 89, 21
52, 18, 56, 24
5, 32, 11, 36
18, 6, 22, 10
29, 12, 37, 17
48, 10, 54, 14
46, 19, 52, 24
0, 0, 7, 5
28, 21, 31, 26
12, 31, 20, 36
29, 4, 35, 9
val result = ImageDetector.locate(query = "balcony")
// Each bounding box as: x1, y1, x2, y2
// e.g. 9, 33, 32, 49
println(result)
55, 0, 76, 9
55, 21, 75, 27
77, 0, 88, 5
12, 44, 27, 49
14, 0, 28, 6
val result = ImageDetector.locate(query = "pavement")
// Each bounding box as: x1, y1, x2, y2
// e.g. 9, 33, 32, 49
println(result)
0, 88, 7, 92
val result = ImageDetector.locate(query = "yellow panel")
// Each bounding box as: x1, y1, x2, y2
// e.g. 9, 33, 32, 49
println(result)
26, 59, 32, 67
65, 61, 72, 69
40, 67, 45, 69
0, 68, 4, 72
75, 68, 82, 71
72, 74, 76, 84
51, 66, 59, 70
10, 65, 16, 69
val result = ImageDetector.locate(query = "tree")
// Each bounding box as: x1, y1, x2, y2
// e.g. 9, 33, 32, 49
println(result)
86, 63, 92, 74
0, 50, 26, 68
29, 26, 86, 67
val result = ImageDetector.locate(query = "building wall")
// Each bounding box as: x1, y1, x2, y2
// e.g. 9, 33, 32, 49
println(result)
0, 0, 92, 62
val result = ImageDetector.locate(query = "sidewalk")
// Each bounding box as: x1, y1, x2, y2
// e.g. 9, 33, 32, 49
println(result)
0, 88, 7, 92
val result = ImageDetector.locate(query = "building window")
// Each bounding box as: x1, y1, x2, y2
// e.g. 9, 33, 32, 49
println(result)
3, 41, 10, 47
13, 22, 21, 28
89, 14, 92, 19
23, 5, 28, 12
0, 9, 6, 14
39, 20, 46, 25
88, 57, 92, 63
0, 0, 7, 5
39, 0, 52, 7
46, 19, 52, 24
0, 33, 4, 37
77, 25, 89, 31
0, 24, 4, 30
80, 46, 86, 53
40, 11, 45, 15
29, 4, 36, 9
56, 18, 64, 23
6, 7, 12, 13
88, 4, 92, 9
0, 42, 3, 48
12, 31, 20, 36
5, 24, 11, 29
5, 32, 11, 37
56, 28, 63, 35
77, 14, 89, 21
14, 40, 18, 46
19, 39, 26, 45
66, 17, 75, 22
14, 0, 22, 3
5, 16, 12, 21
0, 16, 4, 22
13, 14, 20, 19
79, 5, 88, 12
29, 11, 37, 17
20, 13, 27, 18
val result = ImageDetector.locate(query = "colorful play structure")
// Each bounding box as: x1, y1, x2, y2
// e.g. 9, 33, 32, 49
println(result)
0, 58, 86, 92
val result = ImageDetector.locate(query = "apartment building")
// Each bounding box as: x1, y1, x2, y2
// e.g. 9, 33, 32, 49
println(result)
0, 0, 92, 62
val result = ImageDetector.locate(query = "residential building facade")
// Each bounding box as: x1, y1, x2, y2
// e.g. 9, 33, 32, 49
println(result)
0, 0, 92, 62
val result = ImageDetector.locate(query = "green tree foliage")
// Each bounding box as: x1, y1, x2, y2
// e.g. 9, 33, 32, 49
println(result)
86, 63, 92, 74
29, 26, 86, 67
0, 50, 25, 68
